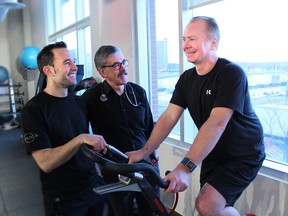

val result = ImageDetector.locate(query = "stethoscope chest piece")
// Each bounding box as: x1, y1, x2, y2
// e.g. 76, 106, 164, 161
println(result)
99, 82, 140, 106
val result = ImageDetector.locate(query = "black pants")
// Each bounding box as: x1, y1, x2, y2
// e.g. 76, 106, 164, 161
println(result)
43, 190, 107, 216
107, 191, 157, 216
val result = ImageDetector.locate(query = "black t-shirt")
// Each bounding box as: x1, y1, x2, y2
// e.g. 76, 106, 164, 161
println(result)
170, 58, 265, 161
81, 81, 154, 154
21, 91, 100, 198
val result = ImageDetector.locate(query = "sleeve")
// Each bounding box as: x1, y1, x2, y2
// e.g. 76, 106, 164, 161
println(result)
170, 70, 192, 109
21, 101, 51, 153
213, 63, 248, 114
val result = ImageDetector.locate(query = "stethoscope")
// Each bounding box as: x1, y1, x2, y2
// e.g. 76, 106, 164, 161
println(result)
100, 82, 140, 107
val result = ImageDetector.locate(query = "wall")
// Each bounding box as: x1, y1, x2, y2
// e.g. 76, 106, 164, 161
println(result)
0, 0, 47, 107
0, 18, 11, 72
89, 0, 135, 83
0, 3, 28, 120
21, 0, 47, 100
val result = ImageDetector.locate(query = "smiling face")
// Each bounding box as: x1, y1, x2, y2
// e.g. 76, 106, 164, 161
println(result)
98, 51, 128, 89
44, 47, 78, 89
182, 19, 218, 65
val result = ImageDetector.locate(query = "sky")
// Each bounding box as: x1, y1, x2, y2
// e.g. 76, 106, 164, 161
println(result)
155, 0, 288, 63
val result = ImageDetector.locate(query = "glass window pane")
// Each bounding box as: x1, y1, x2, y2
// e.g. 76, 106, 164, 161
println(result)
151, 0, 288, 166
49, 0, 89, 34
55, 0, 76, 31
47, 0, 91, 90
192, 0, 288, 165
76, 0, 90, 20
154, 0, 180, 138
77, 26, 92, 79
62, 31, 78, 62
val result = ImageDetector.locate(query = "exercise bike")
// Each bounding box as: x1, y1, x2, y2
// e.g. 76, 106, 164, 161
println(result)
81, 144, 178, 216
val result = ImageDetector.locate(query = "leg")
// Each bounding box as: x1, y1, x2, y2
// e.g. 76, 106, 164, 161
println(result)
195, 183, 240, 216
86, 192, 107, 216
198, 155, 265, 216
43, 189, 107, 216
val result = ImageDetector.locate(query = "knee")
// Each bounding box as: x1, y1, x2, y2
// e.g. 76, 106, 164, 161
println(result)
195, 195, 208, 216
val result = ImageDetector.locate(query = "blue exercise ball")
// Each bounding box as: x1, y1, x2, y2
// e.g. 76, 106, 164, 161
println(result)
0, 66, 9, 83
19, 46, 40, 69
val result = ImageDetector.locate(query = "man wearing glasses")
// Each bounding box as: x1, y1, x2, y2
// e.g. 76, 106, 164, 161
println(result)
81, 45, 158, 216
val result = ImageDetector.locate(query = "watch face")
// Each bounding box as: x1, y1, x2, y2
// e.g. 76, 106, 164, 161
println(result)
181, 158, 196, 172
186, 161, 194, 170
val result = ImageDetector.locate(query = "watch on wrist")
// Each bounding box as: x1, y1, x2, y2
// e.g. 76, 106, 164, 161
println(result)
180, 157, 197, 173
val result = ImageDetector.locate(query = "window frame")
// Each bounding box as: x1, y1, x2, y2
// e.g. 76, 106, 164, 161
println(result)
46, 0, 92, 80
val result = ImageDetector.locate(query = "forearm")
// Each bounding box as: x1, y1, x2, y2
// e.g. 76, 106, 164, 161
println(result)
32, 134, 84, 173
186, 121, 224, 165
141, 110, 177, 158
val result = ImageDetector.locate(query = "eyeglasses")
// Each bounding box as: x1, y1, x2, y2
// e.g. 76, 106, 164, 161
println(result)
102, 59, 129, 71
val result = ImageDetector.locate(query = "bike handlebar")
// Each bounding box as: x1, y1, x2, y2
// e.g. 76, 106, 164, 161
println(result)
81, 144, 169, 189
104, 162, 169, 189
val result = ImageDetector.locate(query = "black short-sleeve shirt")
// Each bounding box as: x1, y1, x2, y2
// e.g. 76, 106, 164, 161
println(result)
170, 58, 265, 161
21, 92, 99, 198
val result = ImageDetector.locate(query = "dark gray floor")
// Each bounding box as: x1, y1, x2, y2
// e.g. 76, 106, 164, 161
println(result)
0, 128, 45, 216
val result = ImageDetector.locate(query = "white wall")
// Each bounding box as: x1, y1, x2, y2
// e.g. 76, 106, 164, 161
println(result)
0, 0, 47, 105
0, 19, 11, 72
90, 0, 135, 83
0, 4, 29, 115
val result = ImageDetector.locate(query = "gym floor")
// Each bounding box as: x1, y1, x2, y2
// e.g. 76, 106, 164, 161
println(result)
0, 127, 45, 216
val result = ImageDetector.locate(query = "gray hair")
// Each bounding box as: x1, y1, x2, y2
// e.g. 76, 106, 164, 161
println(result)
94, 45, 121, 69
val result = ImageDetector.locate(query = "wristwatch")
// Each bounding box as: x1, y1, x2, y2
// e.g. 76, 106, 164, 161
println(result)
180, 157, 197, 173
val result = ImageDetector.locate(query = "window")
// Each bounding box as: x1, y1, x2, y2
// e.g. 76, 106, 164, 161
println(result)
144, 0, 288, 171
153, 0, 181, 139
48, 0, 90, 34
46, 0, 92, 80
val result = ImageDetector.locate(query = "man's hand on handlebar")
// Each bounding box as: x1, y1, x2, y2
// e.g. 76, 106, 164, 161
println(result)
79, 134, 107, 153
163, 164, 190, 193
126, 149, 191, 194
126, 149, 145, 164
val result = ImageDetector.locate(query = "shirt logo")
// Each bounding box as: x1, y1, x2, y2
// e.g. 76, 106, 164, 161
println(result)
206, 90, 212, 95
23, 133, 38, 143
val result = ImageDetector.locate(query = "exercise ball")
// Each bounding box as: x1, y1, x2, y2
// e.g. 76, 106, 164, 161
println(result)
0, 66, 9, 83
19, 46, 40, 69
